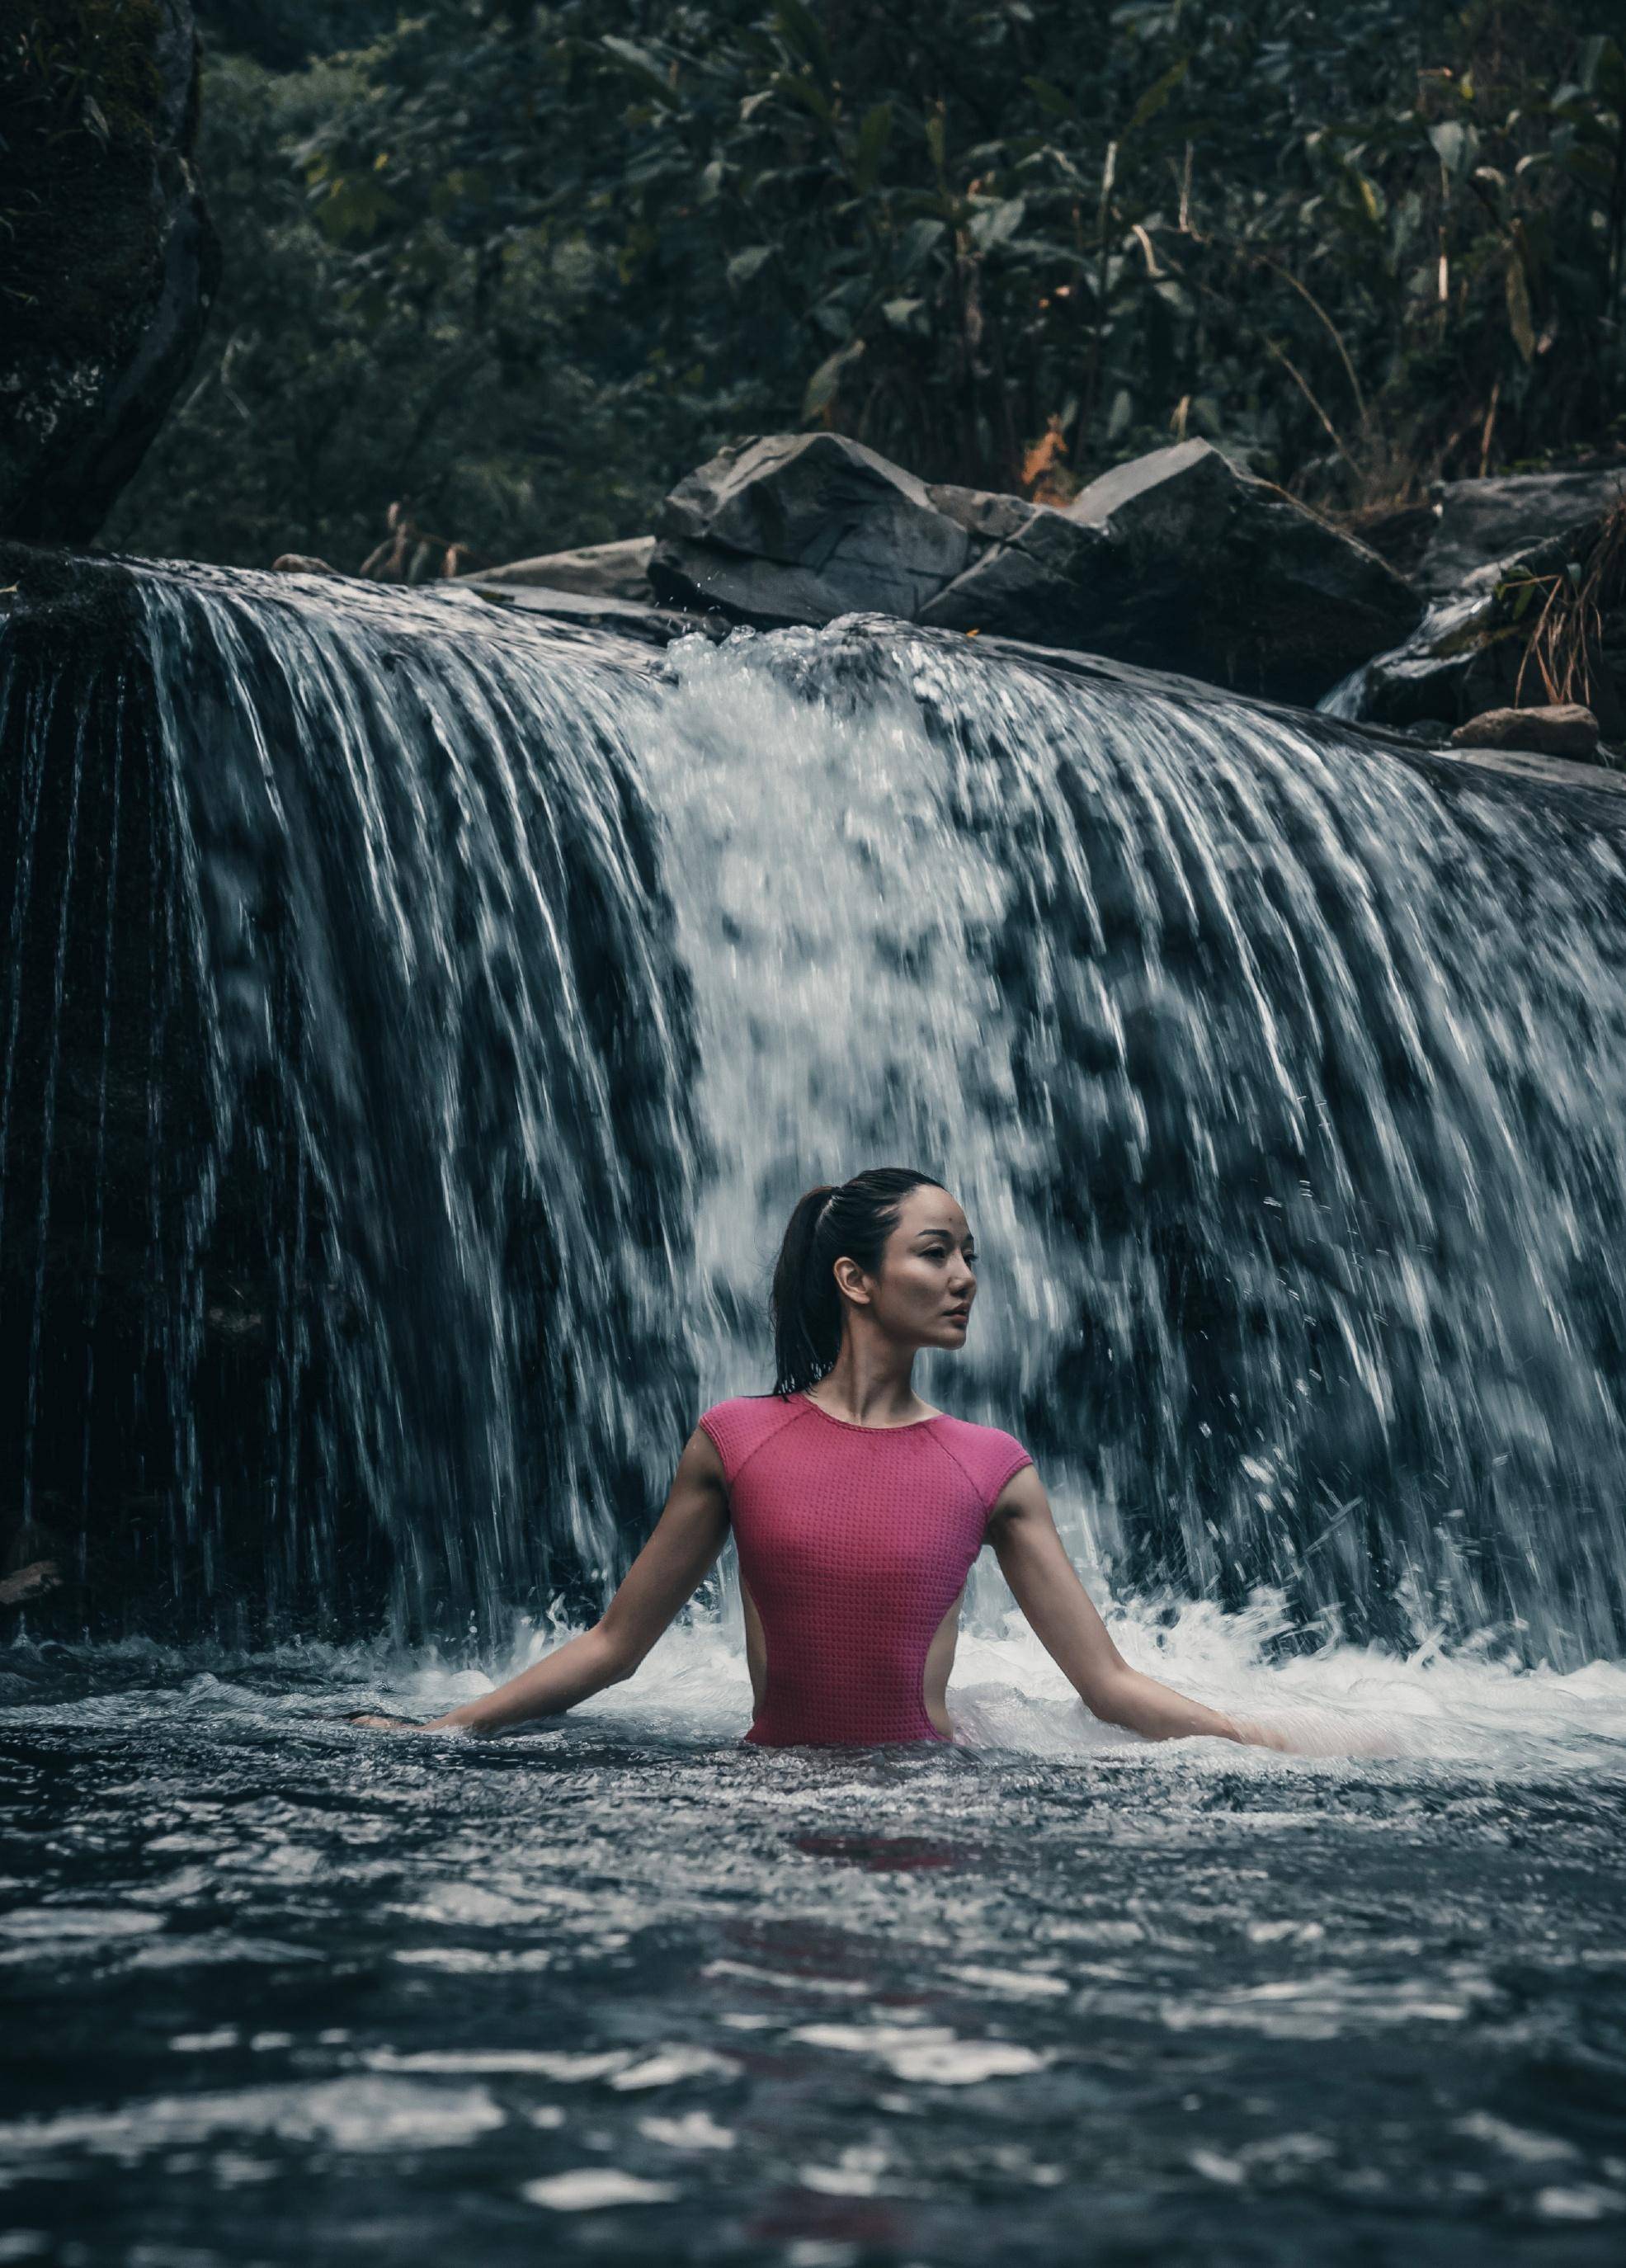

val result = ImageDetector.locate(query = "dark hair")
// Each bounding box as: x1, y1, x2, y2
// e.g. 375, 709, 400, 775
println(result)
770, 1167, 947, 1397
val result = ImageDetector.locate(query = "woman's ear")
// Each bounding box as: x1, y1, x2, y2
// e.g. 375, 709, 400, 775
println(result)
832, 1255, 873, 1308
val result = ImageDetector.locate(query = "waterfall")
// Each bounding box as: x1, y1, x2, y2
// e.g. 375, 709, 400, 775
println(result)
2, 559, 1624, 1665
0, 563, 704, 1643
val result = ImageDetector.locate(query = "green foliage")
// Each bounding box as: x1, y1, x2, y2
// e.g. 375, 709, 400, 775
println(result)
108, 1, 1626, 570
586, 0, 1625, 500
107, 19, 744, 571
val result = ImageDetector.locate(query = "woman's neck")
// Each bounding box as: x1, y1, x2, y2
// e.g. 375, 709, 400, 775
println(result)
804, 1345, 934, 1427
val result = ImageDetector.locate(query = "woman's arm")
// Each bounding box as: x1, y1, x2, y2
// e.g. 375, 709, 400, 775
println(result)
988, 1464, 1287, 1748
349, 1426, 731, 1736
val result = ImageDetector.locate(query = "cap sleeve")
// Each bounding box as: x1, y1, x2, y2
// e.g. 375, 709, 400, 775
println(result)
981, 1427, 1035, 1507
696, 1394, 797, 1486
696, 1401, 742, 1483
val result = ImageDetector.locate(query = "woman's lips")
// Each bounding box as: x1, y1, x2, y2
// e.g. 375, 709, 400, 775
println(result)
944, 1307, 971, 1322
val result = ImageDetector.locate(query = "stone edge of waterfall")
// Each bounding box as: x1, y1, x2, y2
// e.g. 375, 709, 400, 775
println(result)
6, 540, 1626, 828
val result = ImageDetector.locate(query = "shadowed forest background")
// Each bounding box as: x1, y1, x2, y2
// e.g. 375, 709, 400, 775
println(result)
90, 0, 1626, 576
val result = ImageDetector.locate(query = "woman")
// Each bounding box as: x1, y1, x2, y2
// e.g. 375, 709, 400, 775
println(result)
349, 1167, 1287, 1749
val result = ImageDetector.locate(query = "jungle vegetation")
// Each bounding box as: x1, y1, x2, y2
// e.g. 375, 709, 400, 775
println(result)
100, 0, 1626, 571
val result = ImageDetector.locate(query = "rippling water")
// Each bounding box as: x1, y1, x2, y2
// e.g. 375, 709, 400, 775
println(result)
5, 1614, 1625, 2264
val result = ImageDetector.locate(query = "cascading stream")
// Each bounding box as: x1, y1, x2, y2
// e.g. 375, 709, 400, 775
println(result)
648, 622, 1626, 1667
2, 560, 1624, 1666
1, 565, 705, 1642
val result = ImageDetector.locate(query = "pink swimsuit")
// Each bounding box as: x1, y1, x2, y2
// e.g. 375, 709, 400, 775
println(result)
697, 1391, 1034, 1747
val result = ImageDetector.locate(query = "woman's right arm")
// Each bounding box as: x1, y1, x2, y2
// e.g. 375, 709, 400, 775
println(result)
353, 1426, 731, 1736
989, 1464, 1290, 1748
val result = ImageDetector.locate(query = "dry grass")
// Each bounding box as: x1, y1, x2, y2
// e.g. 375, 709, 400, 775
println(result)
1502, 497, 1626, 710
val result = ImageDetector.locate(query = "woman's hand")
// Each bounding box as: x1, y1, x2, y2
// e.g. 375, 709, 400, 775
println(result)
1225, 1715, 1298, 1752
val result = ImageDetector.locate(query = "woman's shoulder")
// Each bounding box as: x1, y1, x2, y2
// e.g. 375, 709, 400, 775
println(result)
931, 1412, 1035, 1499
695, 1391, 806, 1478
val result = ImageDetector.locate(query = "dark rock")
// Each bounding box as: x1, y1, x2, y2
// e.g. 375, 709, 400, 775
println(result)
477, 537, 656, 603
926, 440, 1422, 705
0, 1, 220, 545
1449, 703, 1601, 758
923, 483, 1038, 546
1344, 500, 1442, 579
917, 501, 1115, 648
459, 578, 689, 649
1420, 467, 1626, 595
272, 554, 341, 578
649, 433, 972, 625
653, 433, 1419, 706
1340, 513, 1626, 746
0, 1560, 63, 1610
1354, 588, 1526, 732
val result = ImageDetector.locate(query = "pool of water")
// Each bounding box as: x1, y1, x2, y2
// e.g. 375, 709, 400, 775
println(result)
4, 1610, 1626, 2266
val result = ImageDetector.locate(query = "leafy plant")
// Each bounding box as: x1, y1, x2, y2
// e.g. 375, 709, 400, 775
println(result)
107, 0, 1626, 569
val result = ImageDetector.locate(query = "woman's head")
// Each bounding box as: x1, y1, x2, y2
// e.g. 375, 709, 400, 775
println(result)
770, 1168, 978, 1395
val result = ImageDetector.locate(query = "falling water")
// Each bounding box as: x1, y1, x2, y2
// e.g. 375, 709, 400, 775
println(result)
2, 559, 1626, 1666
643, 620, 1626, 1667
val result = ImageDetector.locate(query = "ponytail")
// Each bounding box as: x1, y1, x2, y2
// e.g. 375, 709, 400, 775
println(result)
770, 1167, 945, 1396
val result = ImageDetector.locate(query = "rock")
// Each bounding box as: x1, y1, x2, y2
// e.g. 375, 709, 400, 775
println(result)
923, 483, 1039, 546
917, 497, 1115, 648
272, 554, 340, 578
1449, 704, 1600, 758
1353, 586, 1526, 732
1420, 468, 1626, 596
649, 432, 972, 625
0, 1560, 63, 1610
0, 0, 219, 544
477, 537, 656, 603
1344, 500, 1442, 580
926, 439, 1422, 705
459, 578, 685, 648
651, 432, 1419, 706
1337, 512, 1626, 746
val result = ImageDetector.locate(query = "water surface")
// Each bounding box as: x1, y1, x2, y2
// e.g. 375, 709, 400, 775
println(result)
5, 1613, 1624, 2265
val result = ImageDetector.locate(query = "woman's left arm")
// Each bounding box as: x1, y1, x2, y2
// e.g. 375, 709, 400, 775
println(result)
988, 1464, 1289, 1748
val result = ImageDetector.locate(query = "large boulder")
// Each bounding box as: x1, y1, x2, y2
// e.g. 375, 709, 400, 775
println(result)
917, 492, 1115, 648
649, 433, 973, 624
1419, 468, 1626, 596
652, 433, 1420, 707
926, 441, 1422, 705
0, 0, 219, 544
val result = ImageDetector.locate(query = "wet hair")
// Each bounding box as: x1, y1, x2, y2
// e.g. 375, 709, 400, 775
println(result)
770, 1167, 948, 1397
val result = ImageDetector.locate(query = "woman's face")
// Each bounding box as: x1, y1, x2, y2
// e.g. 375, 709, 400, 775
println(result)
854, 1185, 978, 1351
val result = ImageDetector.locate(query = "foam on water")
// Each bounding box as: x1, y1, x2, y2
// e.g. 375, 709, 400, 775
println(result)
10, 1594, 1626, 1778
570, 1600, 1626, 1775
